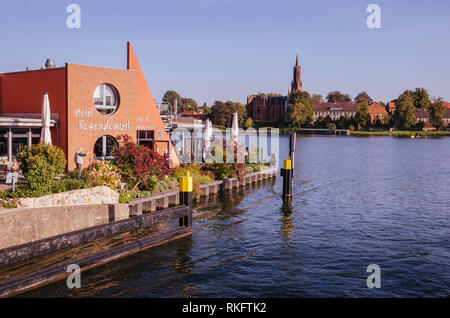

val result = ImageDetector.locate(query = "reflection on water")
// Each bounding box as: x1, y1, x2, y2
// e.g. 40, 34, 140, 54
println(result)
20, 136, 450, 297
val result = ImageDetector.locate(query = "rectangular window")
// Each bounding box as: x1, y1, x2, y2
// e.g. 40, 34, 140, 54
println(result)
137, 130, 155, 150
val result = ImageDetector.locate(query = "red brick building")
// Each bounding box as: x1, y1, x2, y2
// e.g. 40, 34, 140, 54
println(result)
0, 42, 179, 170
246, 94, 288, 122
368, 102, 388, 124
246, 53, 302, 122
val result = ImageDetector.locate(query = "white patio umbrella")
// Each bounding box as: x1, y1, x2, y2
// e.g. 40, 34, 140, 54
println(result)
231, 112, 239, 143
204, 119, 212, 150
40, 92, 52, 145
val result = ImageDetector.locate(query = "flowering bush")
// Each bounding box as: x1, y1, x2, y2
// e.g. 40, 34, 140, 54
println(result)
86, 159, 121, 191
201, 141, 246, 180
112, 134, 171, 191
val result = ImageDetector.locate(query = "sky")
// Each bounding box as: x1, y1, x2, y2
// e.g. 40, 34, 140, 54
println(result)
0, 0, 449, 105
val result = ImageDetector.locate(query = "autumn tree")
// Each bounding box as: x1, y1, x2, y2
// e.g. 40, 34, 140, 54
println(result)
209, 101, 232, 127
243, 117, 254, 129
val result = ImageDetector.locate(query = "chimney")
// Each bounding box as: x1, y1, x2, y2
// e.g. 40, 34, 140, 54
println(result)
44, 58, 56, 69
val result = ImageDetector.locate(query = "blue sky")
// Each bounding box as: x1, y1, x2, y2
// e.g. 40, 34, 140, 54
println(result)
1, 0, 449, 105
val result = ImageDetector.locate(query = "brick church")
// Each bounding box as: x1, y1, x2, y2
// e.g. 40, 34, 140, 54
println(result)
246, 53, 302, 122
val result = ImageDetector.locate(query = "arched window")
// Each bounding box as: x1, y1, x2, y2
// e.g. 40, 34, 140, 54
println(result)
93, 84, 119, 115
94, 135, 117, 159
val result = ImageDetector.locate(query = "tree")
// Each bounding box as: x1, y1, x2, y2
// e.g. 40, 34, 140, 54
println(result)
311, 94, 324, 104
180, 97, 198, 112
243, 117, 253, 129
354, 92, 373, 105
336, 115, 352, 129
429, 97, 445, 130
393, 92, 416, 129
413, 88, 431, 109
209, 101, 232, 127
260, 93, 283, 98
198, 103, 211, 114
354, 98, 371, 128
288, 91, 314, 127
162, 90, 182, 111
225, 101, 248, 126
326, 91, 352, 103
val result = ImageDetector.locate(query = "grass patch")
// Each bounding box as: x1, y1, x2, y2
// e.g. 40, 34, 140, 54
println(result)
351, 130, 450, 137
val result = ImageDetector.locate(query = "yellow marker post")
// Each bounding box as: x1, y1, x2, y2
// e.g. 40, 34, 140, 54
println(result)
281, 156, 293, 199
179, 171, 193, 192
283, 156, 292, 170
179, 171, 193, 227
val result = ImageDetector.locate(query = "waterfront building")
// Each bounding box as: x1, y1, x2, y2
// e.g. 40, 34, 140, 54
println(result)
386, 101, 396, 114
246, 94, 288, 122
312, 102, 356, 121
416, 109, 450, 127
368, 102, 388, 124
0, 42, 179, 170
246, 53, 302, 122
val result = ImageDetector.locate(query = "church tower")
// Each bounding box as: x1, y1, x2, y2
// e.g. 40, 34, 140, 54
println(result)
290, 52, 302, 93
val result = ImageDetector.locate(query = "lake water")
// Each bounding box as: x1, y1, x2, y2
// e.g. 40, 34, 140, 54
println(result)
22, 135, 450, 297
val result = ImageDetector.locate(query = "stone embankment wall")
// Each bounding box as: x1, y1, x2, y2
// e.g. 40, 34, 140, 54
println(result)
0, 203, 129, 250
0, 186, 119, 209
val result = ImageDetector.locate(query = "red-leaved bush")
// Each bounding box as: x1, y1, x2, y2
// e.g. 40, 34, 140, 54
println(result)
112, 134, 171, 191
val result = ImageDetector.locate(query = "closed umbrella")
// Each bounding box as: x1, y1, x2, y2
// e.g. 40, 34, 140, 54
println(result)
204, 119, 212, 150
40, 92, 52, 145
231, 112, 239, 143
203, 119, 212, 161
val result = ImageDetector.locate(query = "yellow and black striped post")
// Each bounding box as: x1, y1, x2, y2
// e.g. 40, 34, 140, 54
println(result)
280, 156, 293, 199
179, 171, 193, 227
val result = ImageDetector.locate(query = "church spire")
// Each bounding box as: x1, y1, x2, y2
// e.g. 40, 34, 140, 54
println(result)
291, 51, 302, 93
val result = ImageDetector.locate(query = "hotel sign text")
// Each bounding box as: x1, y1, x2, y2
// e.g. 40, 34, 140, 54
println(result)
73, 106, 130, 131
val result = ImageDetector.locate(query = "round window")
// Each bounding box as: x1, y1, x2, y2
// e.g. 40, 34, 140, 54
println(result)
94, 135, 117, 159
93, 84, 119, 115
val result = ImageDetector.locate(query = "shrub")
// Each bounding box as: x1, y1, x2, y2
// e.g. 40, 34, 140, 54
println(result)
119, 190, 153, 203
152, 176, 179, 194
16, 143, 66, 194
113, 134, 171, 191
50, 178, 89, 193
86, 159, 121, 191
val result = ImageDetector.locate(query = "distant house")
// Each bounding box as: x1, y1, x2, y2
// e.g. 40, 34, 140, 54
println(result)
178, 110, 206, 121
313, 102, 356, 121
368, 103, 388, 124
415, 109, 450, 127
386, 101, 396, 114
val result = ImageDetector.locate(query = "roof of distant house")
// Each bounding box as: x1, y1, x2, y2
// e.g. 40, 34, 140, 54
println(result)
416, 109, 430, 118
313, 102, 356, 112
368, 103, 388, 114
416, 108, 450, 118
